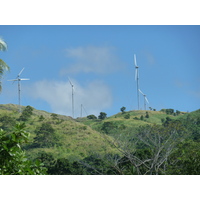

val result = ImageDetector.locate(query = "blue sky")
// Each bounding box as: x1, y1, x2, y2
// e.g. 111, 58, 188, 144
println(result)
0, 25, 200, 117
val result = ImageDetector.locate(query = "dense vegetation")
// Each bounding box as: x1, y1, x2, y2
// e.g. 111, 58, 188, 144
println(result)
0, 104, 200, 175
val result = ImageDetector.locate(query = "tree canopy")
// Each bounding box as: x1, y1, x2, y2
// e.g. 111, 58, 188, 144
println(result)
0, 37, 10, 92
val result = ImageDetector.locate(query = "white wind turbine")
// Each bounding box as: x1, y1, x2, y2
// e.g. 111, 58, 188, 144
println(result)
139, 89, 149, 110
68, 77, 74, 118
8, 68, 30, 113
134, 54, 140, 110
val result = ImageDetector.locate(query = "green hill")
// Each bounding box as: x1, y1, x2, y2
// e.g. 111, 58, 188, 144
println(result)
1, 104, 200, 175
77, 109, 188, 137
0, 104, 119, 161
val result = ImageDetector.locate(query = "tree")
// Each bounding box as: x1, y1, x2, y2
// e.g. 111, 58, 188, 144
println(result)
51, 113, 58, 120
0, 115, 16, 131
124, 113, 130, 119
34, 122, 57, 148
18, 105, 33, 121
103, 122, 187, 175
0, 123, 47, 175
39, 115, 45, 121
0, 37, 10, 92
145, 112, 149, 118
101, 121, 117, 134
167, 140, 200, 175
165, 109, 174, 115
98, 112, 107, 120
87, 114, 97, 120
120, 106, 126, 113
176, 110, 181, 115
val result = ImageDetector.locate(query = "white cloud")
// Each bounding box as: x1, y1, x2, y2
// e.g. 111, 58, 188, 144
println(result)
60, 45, 123, 75
27, 79, 112, 117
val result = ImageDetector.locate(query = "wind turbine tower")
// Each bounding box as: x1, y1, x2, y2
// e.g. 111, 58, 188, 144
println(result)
80, 104, 88, 117
134, 54, 140, 110
139, 89, 149, 110
68, 77, 74, 118
8, 68, 30, 113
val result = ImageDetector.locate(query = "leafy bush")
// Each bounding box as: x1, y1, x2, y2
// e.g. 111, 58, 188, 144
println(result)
98, 112, 107, 120
124, 113, 130, 119
18, 105, 33, 121
0, 115, 16, 131
87, 115, 97, 120
101, 122, 117, 134
0, 123, 47, 175
33, 122, 58, 148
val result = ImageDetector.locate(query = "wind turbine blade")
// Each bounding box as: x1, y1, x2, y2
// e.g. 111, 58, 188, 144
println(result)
68, 76, 73, 87
18, 68, 25, 76
139, 89, 144, 95
20, 78, 30, 80
7, 79, 18, 81
145, 97, 149, 104
134, 54, 137, 66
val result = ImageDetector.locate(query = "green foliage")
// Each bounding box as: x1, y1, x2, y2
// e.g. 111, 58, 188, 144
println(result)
98, 112, 107, 120
81, 154, 120, 175
87, 114, 97, 120
51, 113, 58, 120
120, 106, 126, 113
140, 115, 144, 120
161, 108, 175, 115
167, 140, 200, 175
33, 122, 58, 148
1, 103, 200, 175
124, 113, 130, 119
39, 115, 45, 121
145, 112, 149, 118
0, 37, 10, 92
107, 122, 187, 175
18, 105, 33, 121
101, 122, 118, 134
35, 151, 85, 175
0, 123, 46, 175
0, 115, 16, 131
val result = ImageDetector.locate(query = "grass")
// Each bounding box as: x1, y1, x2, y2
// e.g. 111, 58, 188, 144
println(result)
78, 110, 188, 135
0, 104, 120, 161
0, 104, 195, 161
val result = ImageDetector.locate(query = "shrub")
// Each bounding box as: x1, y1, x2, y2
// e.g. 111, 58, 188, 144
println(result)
124, 113, 130, 119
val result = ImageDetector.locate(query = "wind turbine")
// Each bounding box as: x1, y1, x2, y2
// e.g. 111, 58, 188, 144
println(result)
139, 89, 149, 110
134, 54, 140, 110
80, 104, 88, 117
68, 77, 74, 118
8, 68, 30, 113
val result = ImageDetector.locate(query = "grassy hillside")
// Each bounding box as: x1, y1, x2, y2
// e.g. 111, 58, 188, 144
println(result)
0, 104, 119, 161
1, 104, 200, 175
77, 109, 187, 135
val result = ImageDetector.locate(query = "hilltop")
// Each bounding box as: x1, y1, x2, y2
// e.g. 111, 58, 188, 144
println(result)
77, 109, 188, 136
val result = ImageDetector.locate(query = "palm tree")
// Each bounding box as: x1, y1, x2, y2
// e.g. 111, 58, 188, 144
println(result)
0, 37, 10, 92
